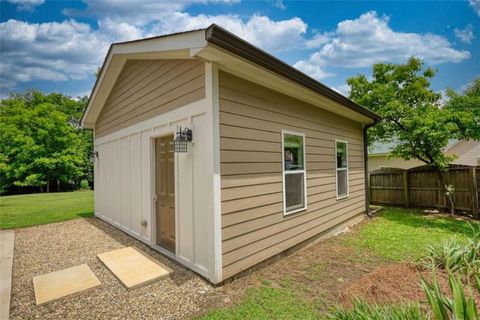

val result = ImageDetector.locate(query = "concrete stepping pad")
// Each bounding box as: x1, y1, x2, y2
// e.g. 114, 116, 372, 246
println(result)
98, 247, 172, 290
1, 230, 14, 319
33, 264, 101, 305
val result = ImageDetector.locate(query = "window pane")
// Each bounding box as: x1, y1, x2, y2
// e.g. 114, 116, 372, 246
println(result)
337, 170, 348, 197
285, 172, 305, 211
284, 133, 304, 171
336, 142, 347, 169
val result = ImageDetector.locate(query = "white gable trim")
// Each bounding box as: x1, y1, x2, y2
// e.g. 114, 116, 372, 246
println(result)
81, 30, 207, 128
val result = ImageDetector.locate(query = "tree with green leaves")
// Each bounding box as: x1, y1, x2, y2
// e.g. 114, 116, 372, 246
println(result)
347, 57, 480, 214
0, 90, 92, 193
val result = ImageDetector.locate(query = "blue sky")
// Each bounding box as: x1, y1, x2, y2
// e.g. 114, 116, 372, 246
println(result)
1, 0, 479, 99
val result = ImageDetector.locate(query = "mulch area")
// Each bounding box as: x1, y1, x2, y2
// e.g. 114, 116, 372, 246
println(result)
340, 263, 447, 306
340, 263, 480, 308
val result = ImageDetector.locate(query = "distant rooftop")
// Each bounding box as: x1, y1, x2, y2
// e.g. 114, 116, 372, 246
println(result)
369, 139, 459, 155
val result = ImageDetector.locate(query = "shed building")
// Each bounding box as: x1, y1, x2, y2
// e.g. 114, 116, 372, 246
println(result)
81, 25, 380, 284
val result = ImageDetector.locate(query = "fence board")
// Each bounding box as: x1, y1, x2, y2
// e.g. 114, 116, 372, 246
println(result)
370, 165, 479, 216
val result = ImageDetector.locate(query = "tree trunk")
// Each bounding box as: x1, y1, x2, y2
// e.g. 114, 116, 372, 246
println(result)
56, 179, 60, 192
436, 169, 455, 215
46, 180, 50, 193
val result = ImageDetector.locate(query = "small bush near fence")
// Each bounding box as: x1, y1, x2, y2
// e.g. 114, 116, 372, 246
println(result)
369, 165, 480, 217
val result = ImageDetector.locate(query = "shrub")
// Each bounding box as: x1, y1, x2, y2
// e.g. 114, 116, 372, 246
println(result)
424, 223, 480, 278
420, 271, 479, 320
80, 179, 90, 190
329, 299, 424, 320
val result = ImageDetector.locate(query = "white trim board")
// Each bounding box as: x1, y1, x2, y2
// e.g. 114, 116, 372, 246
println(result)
335, 139, 350, 200
205, 62, 223, 283
281, 129, 308, 216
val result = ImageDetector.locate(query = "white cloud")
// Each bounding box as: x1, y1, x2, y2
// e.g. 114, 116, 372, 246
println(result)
97, 18, 143, 41
0, 19, 114, 93
2, 4, 471, 97
63, 0, 239, 25
62, 0, 307, 53
332, 84, 351, 97
147, 12, 308, 52
0, 8, 309, 94
470, 0, 480, 16
304, 32, 330, 49
454, 24, 475, 44
273, 0, 286, 10
5, 0, 44, 11
293, 60, 332, 80
294, 11, 470, 80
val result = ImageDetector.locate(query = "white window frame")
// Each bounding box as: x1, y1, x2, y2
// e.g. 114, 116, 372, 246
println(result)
335, 139, 349, 199
282, 129, 307, 215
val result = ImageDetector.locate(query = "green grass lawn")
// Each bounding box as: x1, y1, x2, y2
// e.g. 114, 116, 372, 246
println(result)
199, 207, 476, 319
198, 286, 318, 320
0, 190, 94, 229
345, 207, 474, 261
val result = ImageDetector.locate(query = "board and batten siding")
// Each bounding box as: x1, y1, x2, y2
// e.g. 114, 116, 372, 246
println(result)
218, 71, 366, 279
93, 59, 214, 279
95, 59, 205, 138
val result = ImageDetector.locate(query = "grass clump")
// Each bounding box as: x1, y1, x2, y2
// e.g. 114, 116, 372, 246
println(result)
198, 286, 318, 320
424, 224, 480, 278
421, 271, 479, 320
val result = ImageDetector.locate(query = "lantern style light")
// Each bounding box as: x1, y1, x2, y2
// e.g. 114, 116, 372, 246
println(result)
174, 127, 192, 153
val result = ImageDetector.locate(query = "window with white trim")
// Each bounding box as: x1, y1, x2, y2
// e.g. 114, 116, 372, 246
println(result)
336, 140, 349, 199
282, 130, 307, 214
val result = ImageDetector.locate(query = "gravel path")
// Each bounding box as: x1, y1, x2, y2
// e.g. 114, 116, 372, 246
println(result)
9, 217, 215, 319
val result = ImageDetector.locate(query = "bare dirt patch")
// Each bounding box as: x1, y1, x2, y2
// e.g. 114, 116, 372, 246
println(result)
201, 220, 389, 314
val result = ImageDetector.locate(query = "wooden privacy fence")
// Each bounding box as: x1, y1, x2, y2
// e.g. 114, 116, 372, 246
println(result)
369, 165, 479, 217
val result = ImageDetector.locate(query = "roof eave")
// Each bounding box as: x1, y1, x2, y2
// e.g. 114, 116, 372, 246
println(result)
205, 24, 381, 123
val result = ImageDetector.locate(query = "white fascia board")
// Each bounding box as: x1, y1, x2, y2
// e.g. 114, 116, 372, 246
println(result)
111, 30, 207, 55
81, 30, 207, 128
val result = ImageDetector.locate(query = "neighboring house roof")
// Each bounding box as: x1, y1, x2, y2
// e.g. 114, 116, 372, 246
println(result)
369, 140, 480, 167
368, 142, 397, 155
369, 139, 459, 155
81, 24, 380, 128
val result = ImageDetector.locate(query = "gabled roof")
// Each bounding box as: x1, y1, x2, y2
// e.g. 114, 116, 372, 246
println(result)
81, 24, 380, 128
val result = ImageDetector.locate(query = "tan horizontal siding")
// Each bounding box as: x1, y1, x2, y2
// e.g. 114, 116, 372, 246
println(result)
222, 196, 365, 265
95, 59, 205, 138
219, 70, 366, 280
222, 206, 364, 279
221, 173, 282, 189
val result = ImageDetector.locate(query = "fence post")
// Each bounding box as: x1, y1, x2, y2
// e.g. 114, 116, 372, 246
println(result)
472, 168, 479, 218
403, 170, 409, 208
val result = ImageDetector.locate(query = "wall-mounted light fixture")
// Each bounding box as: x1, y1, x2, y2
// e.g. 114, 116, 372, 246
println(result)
174, 127, 192, 153
90, 151, 98, 162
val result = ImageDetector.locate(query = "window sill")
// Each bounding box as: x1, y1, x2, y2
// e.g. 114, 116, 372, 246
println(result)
336, 194, 349, 200
283, 206, 307, 216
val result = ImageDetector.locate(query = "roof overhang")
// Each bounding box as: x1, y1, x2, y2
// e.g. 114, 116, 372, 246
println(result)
81, 25, 380, 129
81, 29, 207, 128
